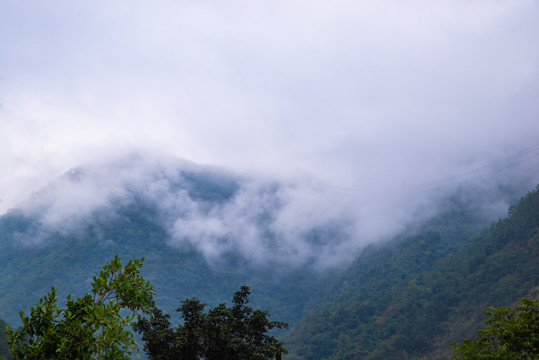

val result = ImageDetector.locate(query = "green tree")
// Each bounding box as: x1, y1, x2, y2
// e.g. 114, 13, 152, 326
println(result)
7, 255, 154, 360
452, 292, 539, 359
135, 286, 288, 360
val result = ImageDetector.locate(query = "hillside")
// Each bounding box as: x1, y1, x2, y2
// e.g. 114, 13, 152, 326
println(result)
0, 162, 341, 358
0, 157, 537, 359
0, 199, 330, 328
284, 186, 539, 359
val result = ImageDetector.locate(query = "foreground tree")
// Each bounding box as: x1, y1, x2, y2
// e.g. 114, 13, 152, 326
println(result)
452, 292, 539, 359
7, 255, 154, 360
135, 286, 288, 359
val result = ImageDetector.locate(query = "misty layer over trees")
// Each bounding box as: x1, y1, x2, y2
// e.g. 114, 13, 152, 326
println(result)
0, 154, 538, 359
9, 151, 539, 267
13, 154, 362, 268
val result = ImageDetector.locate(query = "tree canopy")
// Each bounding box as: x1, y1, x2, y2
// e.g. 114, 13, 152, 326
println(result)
4, 256, 286, 360
135, 285, 288, 360
7, 255, 154, 360
452, 291, 539, 359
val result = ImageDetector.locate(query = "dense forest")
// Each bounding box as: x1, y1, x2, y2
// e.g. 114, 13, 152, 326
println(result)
285, 186, 539, 359
0, 173, 537, 358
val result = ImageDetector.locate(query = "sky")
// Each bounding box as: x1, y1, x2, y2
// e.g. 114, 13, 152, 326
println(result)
1, 1, 539, 264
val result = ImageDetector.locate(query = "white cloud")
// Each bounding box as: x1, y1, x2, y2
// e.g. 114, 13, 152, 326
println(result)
0, 1, 538, 264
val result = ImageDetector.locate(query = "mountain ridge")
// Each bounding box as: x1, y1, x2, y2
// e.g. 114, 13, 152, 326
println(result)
0, 157, 537, 359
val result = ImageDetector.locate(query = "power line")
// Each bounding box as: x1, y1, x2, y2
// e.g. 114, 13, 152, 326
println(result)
413, 144, 539, 192
310, 143, 539, 194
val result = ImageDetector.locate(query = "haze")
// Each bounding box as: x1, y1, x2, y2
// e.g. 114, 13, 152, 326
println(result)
1, 1, 538, 265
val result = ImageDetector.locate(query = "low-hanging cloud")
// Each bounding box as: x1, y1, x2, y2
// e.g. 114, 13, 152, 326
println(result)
15, 153, 362, 267
10, 150, 539, 268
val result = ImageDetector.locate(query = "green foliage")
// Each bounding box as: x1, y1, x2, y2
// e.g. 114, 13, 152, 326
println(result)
7, 255, 155, 360
452, 293, 539, 360
135, 286, 288, 359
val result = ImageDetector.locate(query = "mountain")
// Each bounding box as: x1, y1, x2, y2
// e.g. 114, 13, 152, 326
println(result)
0, 156, 342, 328
0, 200, 331, 328
0, 154, 537, 359
284, 186, 539, 359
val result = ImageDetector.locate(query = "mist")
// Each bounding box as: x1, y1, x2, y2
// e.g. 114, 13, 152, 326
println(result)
9, 150, 538, 268
1, 1, 539, 266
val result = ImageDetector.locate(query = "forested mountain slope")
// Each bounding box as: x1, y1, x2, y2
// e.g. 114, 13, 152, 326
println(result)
0, 199, 329, 329
284, 186, 539, 359
0, 157, 536, 359
0, 164, 342, 332
0, 157, 367, 331
0, 164, 340, 358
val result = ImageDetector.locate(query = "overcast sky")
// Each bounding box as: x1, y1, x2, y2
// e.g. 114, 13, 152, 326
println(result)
1, 0, 539, 216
